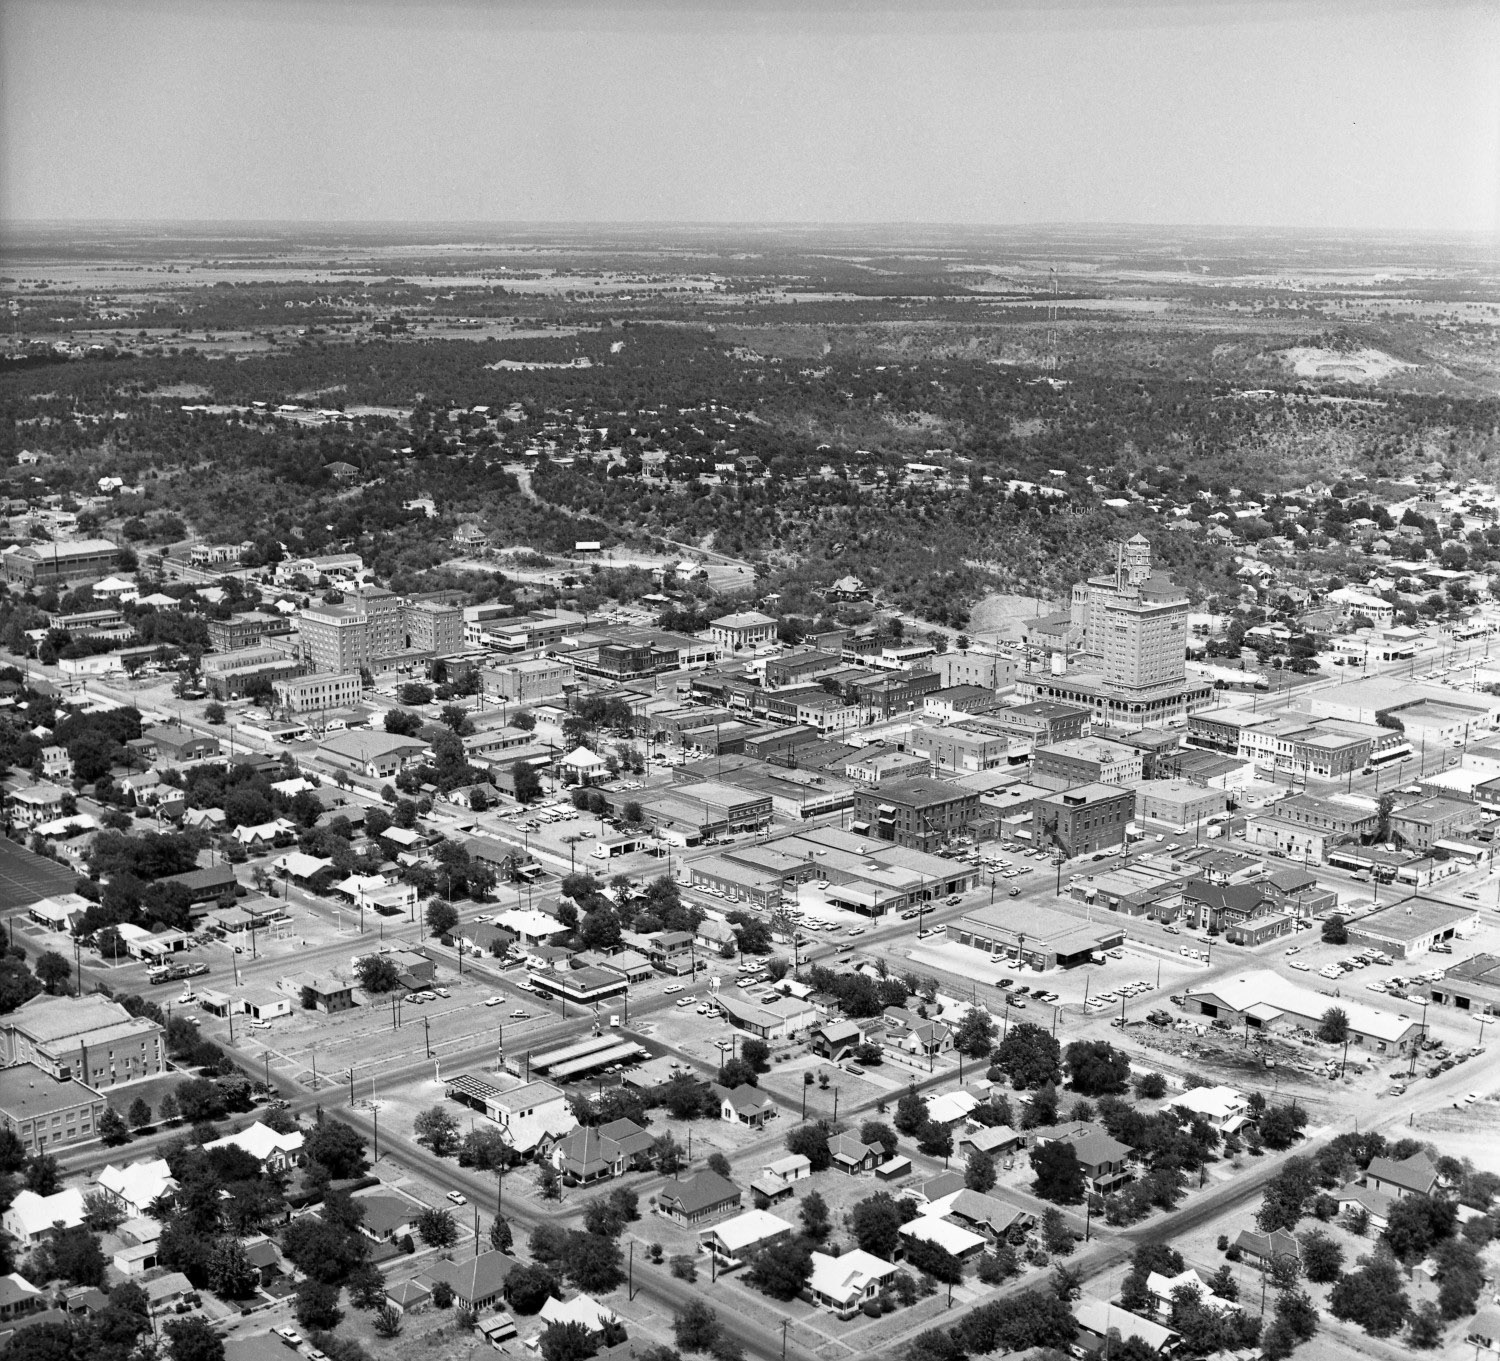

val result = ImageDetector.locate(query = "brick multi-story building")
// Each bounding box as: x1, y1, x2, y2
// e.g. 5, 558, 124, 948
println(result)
206, 612, 291, 654
1390, 797, 1482, 851
1031, 783, 1134, 857
852, 777, 980, 853
0, 1067, 106, 1152
402, 599, 463, 657
852, 671, 942, 720
906, 723, 1009, 774
987, 701, 1091, 747
932, 650, 1016, 692
482, 657, 575, 703
298, 603, 370, 674
0, 997, 165, 1088
273, 672, 362, 714
1032, 737, 1143, 790
202, 647, 306, 700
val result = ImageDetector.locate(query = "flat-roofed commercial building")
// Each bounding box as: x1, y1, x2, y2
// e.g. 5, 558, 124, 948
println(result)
1186, 708, 1277, 755
1131, 779, 1229, 832
1244, 793, 1378, 863
932, 650, 1016, 693
1425, 953, 1500, 1014
1307, 677, 1500, 731
1388, 698, 1493, 749
273, 672, 362, 714
1238, 715, 1407, 781
907, 723, 1009, 775
852, 671, 942, 720
753, 825, 976, 915
482, 657, 575, 703
3, 539, 119, 588
852, 777, 980, 853
1390, 797, 1482, 851
207, 613, 291, 654
687, 856, 786, 911
318, 730, 429, 780
987, 701, 1091, 748
1032, 737, 1143, 790
203, 646, 307, 700
709, 611, 777, 651
1348, 899, 1480, 960
950, 902, 1124, 970
0, 1066, 107, 1152
0, 996, 165, 1088
1031, 783, 1134, 858
639, 780, 774, 845
676, 756, 856, 823
764, 650, 844, 689
923, 686, 1001, 721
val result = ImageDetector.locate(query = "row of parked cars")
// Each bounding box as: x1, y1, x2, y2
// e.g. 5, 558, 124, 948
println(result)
994, 979, 1059, 1009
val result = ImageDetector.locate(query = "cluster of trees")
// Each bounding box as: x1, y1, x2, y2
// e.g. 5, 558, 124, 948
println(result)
74, 827, 210, 937
805, 963, 924, 1019
905, 1288, 1079, 1361
0, 676, 142, 784
0, 1280, 202, 1361
525, 1194, 635, 1302
553, 873, 703, 953
173, 757, 323, 831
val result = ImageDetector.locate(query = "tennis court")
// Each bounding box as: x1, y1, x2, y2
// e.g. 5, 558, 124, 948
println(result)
0, 835, 79, 911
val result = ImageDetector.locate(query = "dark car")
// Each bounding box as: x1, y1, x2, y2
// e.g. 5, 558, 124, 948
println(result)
995, 977, 1014, 989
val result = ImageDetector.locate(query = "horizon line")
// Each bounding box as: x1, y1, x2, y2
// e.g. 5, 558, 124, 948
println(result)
2, 217, 1498, 239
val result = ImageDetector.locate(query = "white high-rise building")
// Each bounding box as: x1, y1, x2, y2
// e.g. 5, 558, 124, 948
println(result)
1069, 534, 1189, 694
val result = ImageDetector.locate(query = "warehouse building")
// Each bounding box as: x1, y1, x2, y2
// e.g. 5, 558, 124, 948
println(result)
3, 539, 119, 588
1347, 899, 1480, 960
1180, 969, 1422, 1055
949, 903, 1124, 971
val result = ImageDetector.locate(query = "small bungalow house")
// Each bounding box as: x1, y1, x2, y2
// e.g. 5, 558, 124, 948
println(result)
810, 1019, 865, 1062
597, 1118, 656, 1170
829, 1133, 883, 1175
1233, 1228, 1299, 1272
354, 1193, 416, 1243
716, 1084, 777, 1128
656, 1171, 742, 1225
699, 1209, 794, 1268
550, 1127, 625, 1186
421, 1251, 514, 1314
808, 1249, 898, 1319
1335, 1180, 1395, 1230
1365, 1151, 1440, 1200
385, 1279, 433, 1316
201, 1122, 304, 1174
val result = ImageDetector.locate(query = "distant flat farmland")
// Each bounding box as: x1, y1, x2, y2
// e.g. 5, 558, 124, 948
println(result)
0, 837, 77, 911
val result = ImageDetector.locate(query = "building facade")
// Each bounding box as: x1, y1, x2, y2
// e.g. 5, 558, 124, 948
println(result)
402, 600, 463, 657
273, 672, 362, 714
1032, 783, 1134, 857
851, 778, 981, 853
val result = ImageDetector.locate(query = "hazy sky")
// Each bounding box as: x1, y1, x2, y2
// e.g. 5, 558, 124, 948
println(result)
2, 0, 1497, 231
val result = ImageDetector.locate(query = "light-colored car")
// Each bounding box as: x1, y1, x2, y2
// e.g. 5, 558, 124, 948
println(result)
485, 996, 504, 1006
446, 1190, 467, 1205
664, 984, 685, 995
676, 997, 694, 1008
509, 1009, 528, 1018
